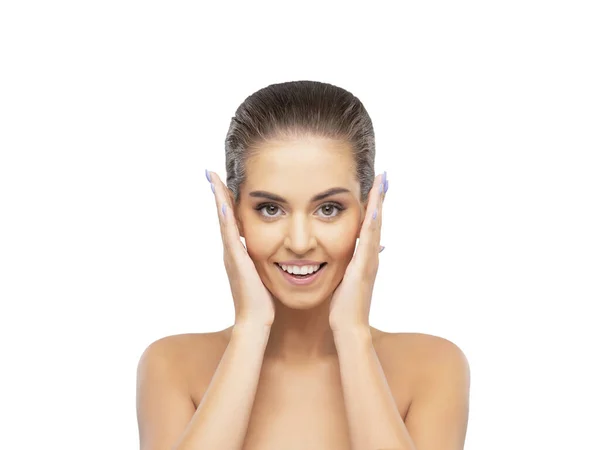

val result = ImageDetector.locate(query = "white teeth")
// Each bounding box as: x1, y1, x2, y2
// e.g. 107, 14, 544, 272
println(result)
277, 263, 321, 275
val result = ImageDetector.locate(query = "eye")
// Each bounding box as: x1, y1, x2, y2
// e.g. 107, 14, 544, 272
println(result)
254, 202, 346, 220
256, 203, 282, 218
317, 202, 345, 219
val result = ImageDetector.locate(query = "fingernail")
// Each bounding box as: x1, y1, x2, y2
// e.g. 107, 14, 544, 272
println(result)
205, 169, 211, 183
372, 208, 378, 220
383, 171, 387, 184
379, 245, 385, 253
210, 183, 215, 194
379, 183, 383, 194
221, 203, 227, 217
384, 178, 389, 193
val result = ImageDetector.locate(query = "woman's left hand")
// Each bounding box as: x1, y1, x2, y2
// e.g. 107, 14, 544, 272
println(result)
329, 172, 388, 333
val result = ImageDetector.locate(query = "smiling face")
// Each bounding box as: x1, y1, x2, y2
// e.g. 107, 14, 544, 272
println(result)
233, 135, 368, 309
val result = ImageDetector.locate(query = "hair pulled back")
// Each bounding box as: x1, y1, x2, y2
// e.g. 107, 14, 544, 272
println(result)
225, 80, 376, 203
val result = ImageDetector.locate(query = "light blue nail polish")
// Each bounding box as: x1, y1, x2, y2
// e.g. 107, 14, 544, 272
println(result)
221, 203, 226, 217
372, 208, 378, 220
379, 183, 383, 194
205, 169, 211, 183
210, 183, 215, 194
384, 178, 389, 193
383, 171, 387, 184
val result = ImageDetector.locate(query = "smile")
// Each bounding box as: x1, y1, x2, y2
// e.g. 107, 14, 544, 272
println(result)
274, 263, 327, 286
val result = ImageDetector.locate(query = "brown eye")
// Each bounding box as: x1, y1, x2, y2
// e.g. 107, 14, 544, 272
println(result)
317, 203, 344, 218
256, 203, 282, 218
255, 202, 345, 220
322, 205, 335, 216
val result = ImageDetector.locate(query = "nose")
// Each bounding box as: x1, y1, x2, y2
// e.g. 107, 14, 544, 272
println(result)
283, 213, 317, 255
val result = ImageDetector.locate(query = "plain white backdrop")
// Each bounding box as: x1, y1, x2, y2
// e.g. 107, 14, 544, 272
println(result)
1, 1, 598, 448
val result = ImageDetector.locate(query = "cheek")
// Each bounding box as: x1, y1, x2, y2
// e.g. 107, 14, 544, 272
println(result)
239, 212, 272, 257
315, 205, 362, 248
244, 228, 276, 260
241, 211, 361, 259
320, 222, 360, 257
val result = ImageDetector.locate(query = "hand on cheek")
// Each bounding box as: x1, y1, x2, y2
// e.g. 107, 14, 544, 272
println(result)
329, 172, 388, 332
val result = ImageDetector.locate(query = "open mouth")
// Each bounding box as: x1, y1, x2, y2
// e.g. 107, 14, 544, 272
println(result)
275, 262, 327, 278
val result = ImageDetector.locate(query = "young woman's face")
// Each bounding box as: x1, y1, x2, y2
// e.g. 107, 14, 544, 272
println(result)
234, 136, 367, 309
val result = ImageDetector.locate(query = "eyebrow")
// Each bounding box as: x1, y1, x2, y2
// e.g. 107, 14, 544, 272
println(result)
248, 187, 351, 204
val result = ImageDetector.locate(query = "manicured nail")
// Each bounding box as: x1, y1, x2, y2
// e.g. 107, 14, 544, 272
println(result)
379, 245, 385, 253
221, 203, 226, 218
205, 169, 211, 183
210, 183, 215, 194
384, 178, 389, 193
372, 208, 378, 220
379, 183, 383, 194
383, 171, 387, 185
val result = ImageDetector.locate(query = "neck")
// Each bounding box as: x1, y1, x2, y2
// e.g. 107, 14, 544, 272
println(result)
263, 295, 338, 365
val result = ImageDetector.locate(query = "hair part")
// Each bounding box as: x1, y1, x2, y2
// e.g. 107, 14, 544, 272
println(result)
224, 80, 376, 204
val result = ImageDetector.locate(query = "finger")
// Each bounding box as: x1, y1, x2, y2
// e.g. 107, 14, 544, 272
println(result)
356, 172, 386, 259
373, 171, 385, 248
206, 170, 227, 249
375, 170, 386, 243
383, 174, 388, 206
207, 171, 244, 255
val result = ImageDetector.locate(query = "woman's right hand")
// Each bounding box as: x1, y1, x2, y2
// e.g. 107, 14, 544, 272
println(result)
206, 170, 276, 328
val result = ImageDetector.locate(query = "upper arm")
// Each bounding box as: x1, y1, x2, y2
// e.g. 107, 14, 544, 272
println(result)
136, 338, 197, 450
404, 337, 471, 450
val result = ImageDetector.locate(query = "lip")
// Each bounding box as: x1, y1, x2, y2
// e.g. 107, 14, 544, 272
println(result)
275, 263, 327, 286
277, 259, 324, 265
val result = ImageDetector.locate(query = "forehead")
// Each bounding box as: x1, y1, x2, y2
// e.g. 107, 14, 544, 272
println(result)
245, 137, 356, 187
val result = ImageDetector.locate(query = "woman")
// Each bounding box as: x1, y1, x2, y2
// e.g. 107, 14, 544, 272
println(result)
136, 81, 470, 450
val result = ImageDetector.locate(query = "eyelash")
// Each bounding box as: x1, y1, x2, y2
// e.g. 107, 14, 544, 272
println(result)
254, 202, 346, 220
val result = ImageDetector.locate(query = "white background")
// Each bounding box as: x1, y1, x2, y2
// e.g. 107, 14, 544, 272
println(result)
1, 1, 598, 448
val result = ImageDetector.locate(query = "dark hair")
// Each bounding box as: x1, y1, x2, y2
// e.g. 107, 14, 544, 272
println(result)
224, 80, 376, 204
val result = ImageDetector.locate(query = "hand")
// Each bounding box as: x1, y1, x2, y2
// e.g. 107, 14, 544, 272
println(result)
329, 172, 388, 333
206, 170, 276, 328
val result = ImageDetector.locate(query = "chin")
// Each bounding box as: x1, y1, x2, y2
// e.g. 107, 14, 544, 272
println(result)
258, 261, 342, 310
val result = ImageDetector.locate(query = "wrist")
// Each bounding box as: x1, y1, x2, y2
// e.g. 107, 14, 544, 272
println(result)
332, 324, 372, 341
233, 321, 272, 336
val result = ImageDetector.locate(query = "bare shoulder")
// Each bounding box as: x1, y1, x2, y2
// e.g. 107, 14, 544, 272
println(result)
379, 333, 471, 449
139, 330, 228, 365
136, 331, 231, 449
138, 330, 231, 401
387, 332, 468, 366
372, 330, 470, 400
409, 333, 469, 385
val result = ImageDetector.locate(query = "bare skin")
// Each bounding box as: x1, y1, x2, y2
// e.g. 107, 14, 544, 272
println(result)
136, 136, 470, 449
151, 326, 442, 450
